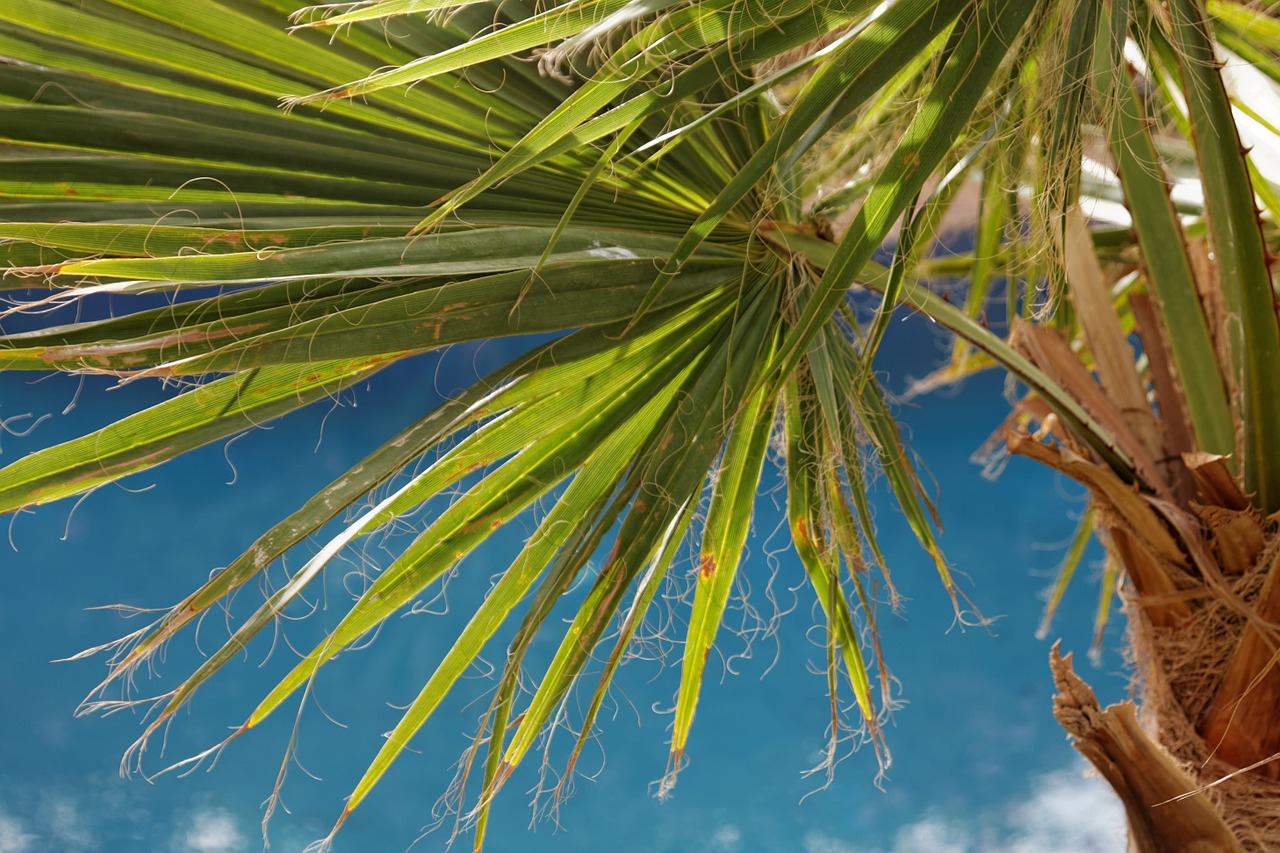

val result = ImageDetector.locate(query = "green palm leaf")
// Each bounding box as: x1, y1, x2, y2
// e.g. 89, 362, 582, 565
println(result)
6, 0, 1280, 848
0, 1, 1048, 843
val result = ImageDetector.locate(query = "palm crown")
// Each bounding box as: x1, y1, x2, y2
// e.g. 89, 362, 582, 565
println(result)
3, 0, 1280, 849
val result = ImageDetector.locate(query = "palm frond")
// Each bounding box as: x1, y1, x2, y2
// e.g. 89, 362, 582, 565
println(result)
7, 0, 1280, 848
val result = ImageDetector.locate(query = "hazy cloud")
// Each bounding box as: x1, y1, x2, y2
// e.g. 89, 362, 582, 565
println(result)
1001, 765, 1125, 852
805, 763, 1124, 853
43, 794, 92, 851
0, 813, 35, 853
711, 823, 743, 852
175, 809, 245, 853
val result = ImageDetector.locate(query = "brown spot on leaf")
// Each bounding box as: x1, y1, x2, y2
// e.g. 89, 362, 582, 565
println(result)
698, 554, 715, 579
199, 232, 244, 248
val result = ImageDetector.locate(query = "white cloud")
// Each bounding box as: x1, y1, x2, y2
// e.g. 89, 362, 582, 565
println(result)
893, 816, 971, 853
804, 829, 859, 853
1, 784, 251, 853
0, 813, 36, 853
43, 795, 92, 850
176, 809, 246, 853
711, 823, 743, 852
807, 763, 1125, 853
1002, 766, 1125, 852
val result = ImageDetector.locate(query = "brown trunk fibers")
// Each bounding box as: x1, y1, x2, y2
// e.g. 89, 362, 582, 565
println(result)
1050, 645, 1240, 852
1004, 307, 1280, 848
1010, 418, 1280, 849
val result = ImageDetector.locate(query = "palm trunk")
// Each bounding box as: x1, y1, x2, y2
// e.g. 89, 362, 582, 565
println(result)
1050, 645, 1240, 852
1011, 430, 1280, 850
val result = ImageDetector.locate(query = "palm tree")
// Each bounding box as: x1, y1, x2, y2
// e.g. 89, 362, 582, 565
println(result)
2, 0, 1279, 849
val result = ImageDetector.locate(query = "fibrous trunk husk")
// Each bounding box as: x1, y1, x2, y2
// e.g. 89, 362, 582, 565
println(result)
1012, 419, 1280, 850
1002, 281, 1280, 846
1050, 644, 1240, 853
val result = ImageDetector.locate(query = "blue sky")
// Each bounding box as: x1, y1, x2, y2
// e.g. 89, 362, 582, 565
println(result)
1, 314, 1129, 851
0, 762, 1124, 852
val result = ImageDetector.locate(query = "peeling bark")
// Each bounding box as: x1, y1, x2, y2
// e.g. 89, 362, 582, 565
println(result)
1050, 645, 1242, 853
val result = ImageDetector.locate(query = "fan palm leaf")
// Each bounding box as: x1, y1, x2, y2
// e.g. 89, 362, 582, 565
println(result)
4, 0, 1280, 849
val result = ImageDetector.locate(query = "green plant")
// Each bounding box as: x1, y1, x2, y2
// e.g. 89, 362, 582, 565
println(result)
3, 0, 1280, 849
